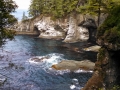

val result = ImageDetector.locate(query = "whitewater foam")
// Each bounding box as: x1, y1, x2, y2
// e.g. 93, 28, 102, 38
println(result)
74, 69, 93, 73
28, 53, 64, 67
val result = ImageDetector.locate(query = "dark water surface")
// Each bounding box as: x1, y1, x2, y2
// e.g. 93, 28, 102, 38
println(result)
0, 35, 97, 90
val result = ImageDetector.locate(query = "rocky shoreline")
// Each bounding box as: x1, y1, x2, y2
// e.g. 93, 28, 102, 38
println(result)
11, 13, 99, 43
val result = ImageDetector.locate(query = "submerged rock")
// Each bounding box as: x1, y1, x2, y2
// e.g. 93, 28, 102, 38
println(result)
51, 60, 95, 71
30, 56, 50, 62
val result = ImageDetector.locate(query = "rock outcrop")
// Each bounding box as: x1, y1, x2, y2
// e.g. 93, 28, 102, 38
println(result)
82, 6, 120, 90
12, 13, 99, 42
83, 45, 101, 52
63, 13, 89, 42
78, 18, 97, 41
34, 16, 67, 39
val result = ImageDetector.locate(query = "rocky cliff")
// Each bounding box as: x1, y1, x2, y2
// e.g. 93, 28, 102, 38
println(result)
82, 6, 120, 90
13, 13, 99, 43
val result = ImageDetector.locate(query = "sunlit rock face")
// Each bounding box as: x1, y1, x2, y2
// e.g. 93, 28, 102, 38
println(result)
34, 16, 67, 39
63, 13, 89, 43
34, 14, 91, 42
34, 15, 88, 41
63, 20, 89, 42
13, 14, 98, 42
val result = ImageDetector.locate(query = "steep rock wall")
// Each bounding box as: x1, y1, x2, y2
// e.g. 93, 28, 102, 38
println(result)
12, 12, 108, 43
34, 16, 68, 39
82, 6, 120, 90
13, 14, 98, 42
63, 12, 89, 43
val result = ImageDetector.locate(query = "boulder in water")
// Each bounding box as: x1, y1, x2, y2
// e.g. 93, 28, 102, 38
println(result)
30, 56, 50, 62
52, 60, 95, 71
83, 45, 101, 52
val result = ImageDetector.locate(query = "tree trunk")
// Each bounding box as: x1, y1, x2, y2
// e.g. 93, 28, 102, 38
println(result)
98, 0, 101, 26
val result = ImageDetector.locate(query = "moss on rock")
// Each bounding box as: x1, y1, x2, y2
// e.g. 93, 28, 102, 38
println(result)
97, 5, 120, 48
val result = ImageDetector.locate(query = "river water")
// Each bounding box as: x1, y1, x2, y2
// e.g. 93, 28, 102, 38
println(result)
0, 35, 97, 90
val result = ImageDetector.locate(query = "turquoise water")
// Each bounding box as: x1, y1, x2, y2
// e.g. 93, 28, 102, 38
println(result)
0, 35, 96, 90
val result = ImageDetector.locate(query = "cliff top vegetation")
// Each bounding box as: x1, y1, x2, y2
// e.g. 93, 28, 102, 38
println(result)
97, 5, 120, 45
28, 0, 119, 26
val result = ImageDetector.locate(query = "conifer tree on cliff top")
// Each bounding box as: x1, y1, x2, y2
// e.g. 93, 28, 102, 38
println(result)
29, 0, 118, 26
79, 0, 117, 26
0, 0, 17, 46
28, 0, 87, 18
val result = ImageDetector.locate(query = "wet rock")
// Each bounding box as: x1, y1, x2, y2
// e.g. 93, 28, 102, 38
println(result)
83, 45, 101, 52
30, 56, 50, 62
52, 60, 95, 71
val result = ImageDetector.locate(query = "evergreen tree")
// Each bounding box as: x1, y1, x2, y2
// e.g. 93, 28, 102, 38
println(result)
22, 12, 28, 21
28, 0, 87, 18
29, 0, 44, 17
28, 0, 120, 24
79, 0, 116, 26
0, 0, 17, 45
97, 1, 120, 43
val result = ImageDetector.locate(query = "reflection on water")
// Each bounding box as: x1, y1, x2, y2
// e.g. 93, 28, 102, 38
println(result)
0, 35, 96, 90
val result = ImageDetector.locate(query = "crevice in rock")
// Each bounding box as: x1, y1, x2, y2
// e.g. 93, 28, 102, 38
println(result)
78, 18, 97, 42
33, 26, 40, 36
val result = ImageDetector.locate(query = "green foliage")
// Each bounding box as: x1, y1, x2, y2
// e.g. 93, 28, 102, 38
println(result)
80, 0, 116, 26
97, 5, 120, 44
28, 0, 87, 18
110, 85, 120, 90
0, 0, 17, 46
98, 48, 105, 61
29, 0, 44, 17
28, 0, 120, 29
80, 0, 114, 13
28, 0, 119, 26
